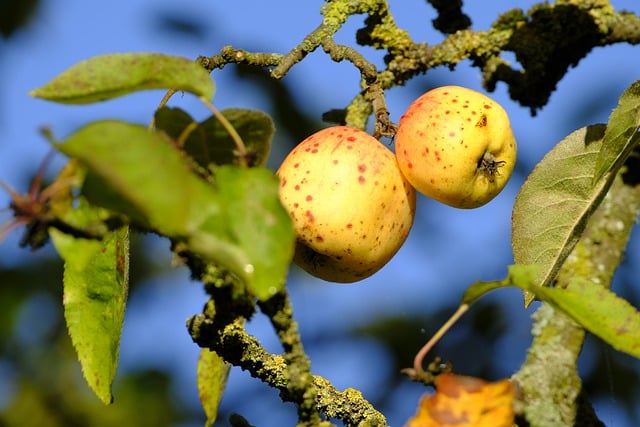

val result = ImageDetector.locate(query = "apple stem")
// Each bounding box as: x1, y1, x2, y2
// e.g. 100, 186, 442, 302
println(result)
412, 304, 469, 376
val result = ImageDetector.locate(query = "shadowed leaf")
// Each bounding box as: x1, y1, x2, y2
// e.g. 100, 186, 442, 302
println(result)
155, 107, 274, 167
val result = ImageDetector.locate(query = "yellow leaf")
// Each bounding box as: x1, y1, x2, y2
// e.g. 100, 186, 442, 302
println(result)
405, 373, 516, 427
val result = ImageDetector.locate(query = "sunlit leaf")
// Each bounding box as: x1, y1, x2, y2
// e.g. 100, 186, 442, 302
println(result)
52, 225, 130, 404
511, 125, 615, 305
54, 120, 294, 300
57, 120, 221, 236
461, 265, 640, 358
593, 80, 640, 184
214, 166, 294, 300
405, 373, 516, 427
537, 277, 640, 357
30, 53, 214, 104
197, 349, 231, 426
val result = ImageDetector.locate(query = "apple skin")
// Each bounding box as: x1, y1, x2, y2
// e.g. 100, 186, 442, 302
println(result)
277, 126, 416, 283
395, 86, 517, 209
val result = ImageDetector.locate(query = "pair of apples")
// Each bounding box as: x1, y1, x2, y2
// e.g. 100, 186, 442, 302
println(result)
277, 86, 517, 283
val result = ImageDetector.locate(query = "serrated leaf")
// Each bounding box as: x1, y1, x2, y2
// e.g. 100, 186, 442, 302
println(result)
511, 125, 616, 305
462, 266, 640, 358
534, 278, 640, 357
214, 166, 294, 300
155, 107, 274, 168
52, 226, 130, 404
54, 120, 294, 299
30, 53, 214, 104
593, 80, 640, 184
197, 349, 231, 426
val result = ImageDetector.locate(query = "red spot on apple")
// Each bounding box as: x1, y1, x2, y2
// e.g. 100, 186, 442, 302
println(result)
358, 176, 366, 184
358, 164, 367, 173
306, 195, 313, 201
305, 210, 315, 222
294, 185, 300, 191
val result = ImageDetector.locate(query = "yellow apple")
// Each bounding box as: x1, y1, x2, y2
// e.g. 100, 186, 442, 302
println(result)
277, 126, 416, 283
395, 86, 517, 209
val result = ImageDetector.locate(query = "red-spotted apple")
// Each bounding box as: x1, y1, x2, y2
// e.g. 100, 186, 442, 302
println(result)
395, 85, 517, 208
277, 126, 416, 283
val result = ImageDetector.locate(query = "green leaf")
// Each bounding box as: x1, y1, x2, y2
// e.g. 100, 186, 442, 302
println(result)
511, 125, 616, 305
593, 80, 640, 184
30, 53, 214, 104
55, 120, 294, 300
155, 107, 275, 167
197, 349, 231, 426
154, 106, 196, 141
57, 120, 222, 236
463, 266, 640, 358
535, 278, 640, 358
51, 226, 130, 404
214, 166, 294, 300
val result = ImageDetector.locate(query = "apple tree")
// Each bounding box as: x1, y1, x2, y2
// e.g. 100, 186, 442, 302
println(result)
2, 1, 640, 426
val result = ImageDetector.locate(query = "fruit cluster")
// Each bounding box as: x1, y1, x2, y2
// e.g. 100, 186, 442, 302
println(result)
277, 86, 517, 282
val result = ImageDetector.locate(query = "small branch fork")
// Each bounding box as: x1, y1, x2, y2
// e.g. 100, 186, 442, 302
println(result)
186, 274, 389, 427
198, 0, 640, 127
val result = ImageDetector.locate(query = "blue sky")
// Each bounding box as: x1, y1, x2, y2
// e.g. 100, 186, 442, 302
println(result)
1, 1, 640, 426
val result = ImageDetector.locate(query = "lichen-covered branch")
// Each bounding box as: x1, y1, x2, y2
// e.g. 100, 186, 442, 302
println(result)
258, 292, 323, 426
198, 0, 640, 128
512, 170, 640, 426
188, 290, 389, 427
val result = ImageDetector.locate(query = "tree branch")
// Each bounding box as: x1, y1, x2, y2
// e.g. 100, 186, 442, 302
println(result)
197, 1, 640, 125
188, 296, 389, 427
512, 169, 640, 426
258, 292, 325, 426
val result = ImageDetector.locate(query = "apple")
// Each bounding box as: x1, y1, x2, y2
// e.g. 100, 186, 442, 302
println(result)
395, 86, 517, 209
277, 126, 416, 283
